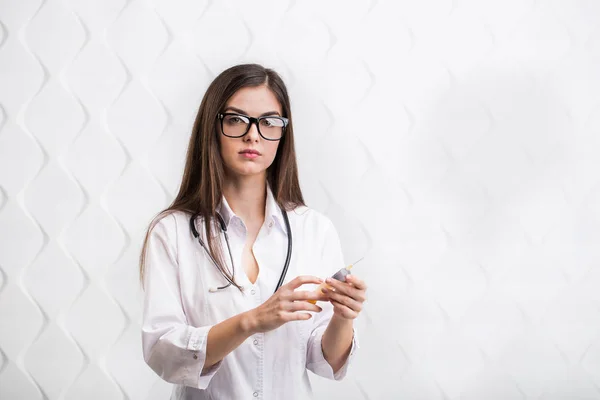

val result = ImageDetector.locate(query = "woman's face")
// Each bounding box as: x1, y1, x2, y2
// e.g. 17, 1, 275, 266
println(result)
219, 85, 283, 179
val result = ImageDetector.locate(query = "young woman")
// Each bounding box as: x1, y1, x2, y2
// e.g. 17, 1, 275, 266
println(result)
140, 64, 367, 399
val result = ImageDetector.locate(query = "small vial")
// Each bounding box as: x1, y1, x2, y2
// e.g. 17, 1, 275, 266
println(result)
308, 264, 354, 305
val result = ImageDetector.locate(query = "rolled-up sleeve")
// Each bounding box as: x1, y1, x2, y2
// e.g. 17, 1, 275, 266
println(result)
141, 213, 222, 389
306, 322, 359, 380
305, 218, 360, 380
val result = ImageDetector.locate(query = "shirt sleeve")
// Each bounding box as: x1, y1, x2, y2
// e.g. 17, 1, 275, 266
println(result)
141, 213, 222, 389
305, 218, 360, 380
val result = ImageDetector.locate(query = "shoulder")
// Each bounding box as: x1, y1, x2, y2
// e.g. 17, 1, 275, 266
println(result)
290, 206, 345, 274
145, 210, 195, 261
286, 205, 336, 236
147, 210, 192, 241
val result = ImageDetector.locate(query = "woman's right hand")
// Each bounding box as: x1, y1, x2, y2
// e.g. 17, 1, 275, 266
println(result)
245, 276, 327, 334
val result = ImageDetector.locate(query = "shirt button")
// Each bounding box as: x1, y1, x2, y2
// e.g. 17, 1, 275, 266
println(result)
253, 392, 258, 397
253, 339, 258, 345
250, 289, 256, 295
268, 221, 273, 228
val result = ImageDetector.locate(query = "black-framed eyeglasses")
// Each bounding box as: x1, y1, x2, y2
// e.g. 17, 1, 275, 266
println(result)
218, 113, 288, 141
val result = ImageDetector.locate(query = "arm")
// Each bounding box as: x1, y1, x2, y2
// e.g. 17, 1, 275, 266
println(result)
321, 274, 367, 373
305, 220, 365, 380
142, 214, 225, 388
203, 276, 329, 370
202, 312, 254, 372
321, 315, 354, 373
142, 216, 325, 386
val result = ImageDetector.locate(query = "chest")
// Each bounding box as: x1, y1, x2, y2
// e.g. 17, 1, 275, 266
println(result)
180, 219, 323, 325
241, 225, 261, 284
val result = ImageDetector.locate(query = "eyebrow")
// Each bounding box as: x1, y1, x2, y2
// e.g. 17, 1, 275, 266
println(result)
223, 106, 281, 117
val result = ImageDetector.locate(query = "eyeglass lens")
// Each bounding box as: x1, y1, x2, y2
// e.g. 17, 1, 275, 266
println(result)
222, 114, 284, 140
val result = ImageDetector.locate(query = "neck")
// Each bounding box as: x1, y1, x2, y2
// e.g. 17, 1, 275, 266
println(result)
222, 173, 267, 225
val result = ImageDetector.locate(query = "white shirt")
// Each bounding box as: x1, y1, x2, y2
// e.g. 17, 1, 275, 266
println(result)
141, 184, 358, 399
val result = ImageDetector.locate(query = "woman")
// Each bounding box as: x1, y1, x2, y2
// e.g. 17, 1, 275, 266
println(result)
140, 64, 367, 399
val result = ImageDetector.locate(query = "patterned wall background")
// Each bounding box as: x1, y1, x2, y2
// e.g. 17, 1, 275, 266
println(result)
1, 0, 600, 399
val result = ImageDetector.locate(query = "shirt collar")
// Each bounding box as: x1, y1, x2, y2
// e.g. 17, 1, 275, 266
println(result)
216, 183, 286, 235
265, 183, 286, 234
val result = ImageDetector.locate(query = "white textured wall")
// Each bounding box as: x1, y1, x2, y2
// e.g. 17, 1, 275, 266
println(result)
1, 0, 600, 399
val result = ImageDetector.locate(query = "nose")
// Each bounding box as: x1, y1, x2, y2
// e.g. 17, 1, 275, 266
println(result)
245, 120, 260, 141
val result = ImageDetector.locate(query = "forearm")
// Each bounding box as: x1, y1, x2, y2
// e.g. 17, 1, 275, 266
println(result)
203, 311, 255, 372
204, 276, 324, 373
321, 315, 353, 373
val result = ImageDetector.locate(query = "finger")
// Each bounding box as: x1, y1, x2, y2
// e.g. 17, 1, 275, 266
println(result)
306, 290, 330, 305
323, 288, 362, 312
290, 289, 329, 302
287, 301, 323, 313
331, 300, 358, 319
283, 312, 313, 322
285, 275, 324, 290
325, 278, 366, 303
345, 275, 367, 291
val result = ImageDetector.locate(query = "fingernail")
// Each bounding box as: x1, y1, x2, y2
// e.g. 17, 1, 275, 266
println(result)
326, 278, 332, 283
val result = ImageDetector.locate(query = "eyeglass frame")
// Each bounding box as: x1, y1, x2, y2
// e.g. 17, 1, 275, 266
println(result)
217, 112, 289, 141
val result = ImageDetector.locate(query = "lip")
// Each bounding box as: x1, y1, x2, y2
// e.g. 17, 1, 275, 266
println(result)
241, 153, 259, 159
239, 149, 261, 156
240, 149, 260, 155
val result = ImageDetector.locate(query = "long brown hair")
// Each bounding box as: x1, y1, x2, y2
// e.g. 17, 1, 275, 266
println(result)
139, 64, 305, 289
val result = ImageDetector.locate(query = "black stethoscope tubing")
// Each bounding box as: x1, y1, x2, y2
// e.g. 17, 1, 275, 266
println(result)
189, 207, 292, 294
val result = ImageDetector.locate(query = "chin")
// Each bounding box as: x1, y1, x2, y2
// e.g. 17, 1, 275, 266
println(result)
228, 164, 267, 178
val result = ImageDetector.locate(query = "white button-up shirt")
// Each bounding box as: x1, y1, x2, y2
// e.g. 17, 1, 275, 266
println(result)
141, 185, 358, 399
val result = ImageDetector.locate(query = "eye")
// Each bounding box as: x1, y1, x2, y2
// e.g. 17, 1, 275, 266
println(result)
224, 115, 248, 125
261, 117, 284, 128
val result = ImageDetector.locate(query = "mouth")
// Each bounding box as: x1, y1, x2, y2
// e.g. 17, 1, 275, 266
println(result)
239, 149, 261, 159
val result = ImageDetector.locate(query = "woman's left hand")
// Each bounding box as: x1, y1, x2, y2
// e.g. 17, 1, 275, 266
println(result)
321, 275, 367, 320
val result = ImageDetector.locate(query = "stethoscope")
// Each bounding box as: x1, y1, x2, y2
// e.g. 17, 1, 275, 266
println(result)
189, 206, 292, 294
